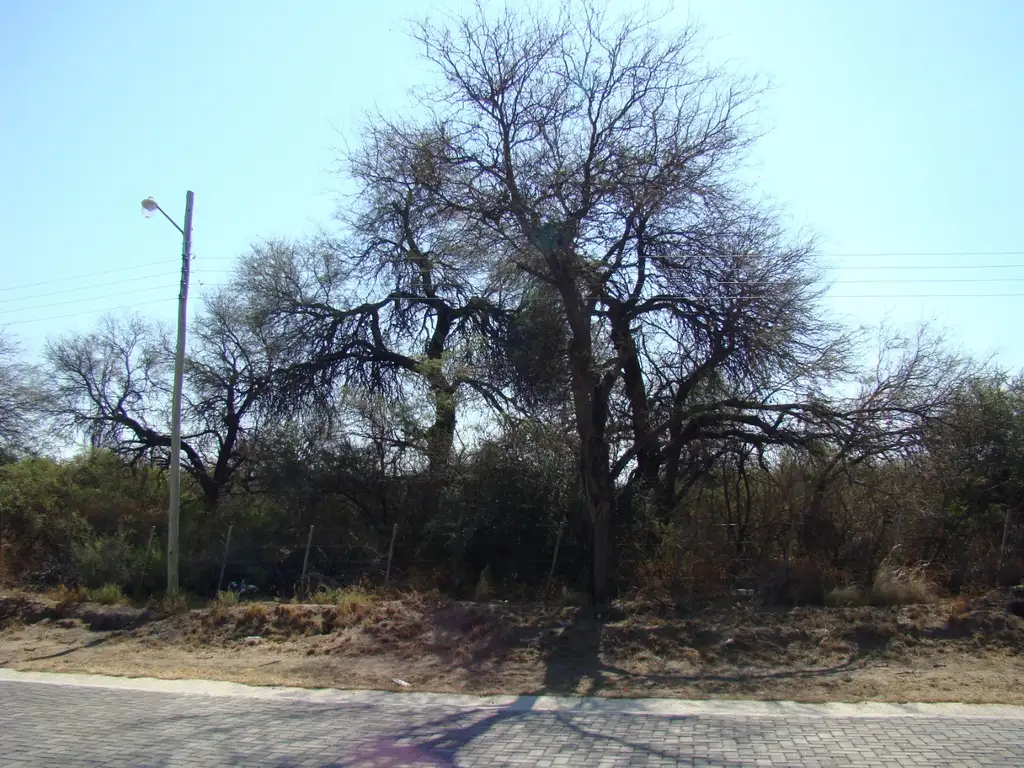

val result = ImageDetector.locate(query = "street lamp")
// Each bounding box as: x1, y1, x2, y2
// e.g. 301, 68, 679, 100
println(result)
142, 191, 194, 597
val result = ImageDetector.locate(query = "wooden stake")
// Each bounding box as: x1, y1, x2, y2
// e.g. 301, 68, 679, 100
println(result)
137, 526, 156, 596
997, 507, 1013, 587
217, 524, 233, 594
544, 520, 565, 604
384, 523, 398, 588
300, 524, 315, 599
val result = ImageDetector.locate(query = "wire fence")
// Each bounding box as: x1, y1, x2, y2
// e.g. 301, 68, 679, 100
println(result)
9, 509, 1020, 602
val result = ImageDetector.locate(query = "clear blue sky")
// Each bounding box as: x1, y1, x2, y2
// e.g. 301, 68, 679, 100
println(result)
2, 0, 1023, 370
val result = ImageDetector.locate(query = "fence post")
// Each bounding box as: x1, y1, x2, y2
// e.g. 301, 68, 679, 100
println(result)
300, 525, 315, 599
217, 524, 233, 595
137, 526, 156, 596
544, 520, 565, 604
997, 507, 1013, 587
384, 523, 398, 589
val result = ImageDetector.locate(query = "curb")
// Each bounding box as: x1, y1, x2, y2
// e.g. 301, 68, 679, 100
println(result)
2, 668, 1023, 719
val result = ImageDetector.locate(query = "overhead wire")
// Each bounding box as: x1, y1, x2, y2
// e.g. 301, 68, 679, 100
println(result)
4, 273, 188, 304
2, 285, 180, 314
1, 260, 180, 294
4, 250, 1024, 328
5, 250, 1024, 295
1, 299, 178, 328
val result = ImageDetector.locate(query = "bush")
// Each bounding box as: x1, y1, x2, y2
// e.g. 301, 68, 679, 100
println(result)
71, 527, 150, 589
825, 566, 935, 607
825, 585, 864, 607
870, 565, 934, 606
758, 558, 838, 606
308, 586, 378, 617
0, 452, 163, 588
87, 583, 127, 605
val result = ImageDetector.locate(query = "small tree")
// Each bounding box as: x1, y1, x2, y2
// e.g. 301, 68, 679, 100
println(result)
0, 331, 45, 460
43, 303, 278, 512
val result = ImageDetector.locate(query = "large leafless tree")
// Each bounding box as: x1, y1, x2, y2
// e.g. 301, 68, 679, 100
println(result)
372, 1, 861, 602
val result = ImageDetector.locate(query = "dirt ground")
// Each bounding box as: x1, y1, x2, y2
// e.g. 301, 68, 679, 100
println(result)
1, 589, 1022, 703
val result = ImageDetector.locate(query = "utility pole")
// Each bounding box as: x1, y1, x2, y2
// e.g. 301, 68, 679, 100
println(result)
141, 191, 194, 597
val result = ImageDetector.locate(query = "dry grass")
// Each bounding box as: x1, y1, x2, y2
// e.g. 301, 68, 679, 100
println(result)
870, 565, 934, 606
948, 595, 972, 621
5, 586, 1024, 703
88, 583, 128, 606
308, 586, 380, 616
214, 590, 239, 607
46, 584, 129, 608
46, 585, 88, 605
825, 566, 935, 608
824, 585, 863, 607
157, 594, 190, 616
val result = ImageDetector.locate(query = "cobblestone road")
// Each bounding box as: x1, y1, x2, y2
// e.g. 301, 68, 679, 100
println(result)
2, 675, 1024, 766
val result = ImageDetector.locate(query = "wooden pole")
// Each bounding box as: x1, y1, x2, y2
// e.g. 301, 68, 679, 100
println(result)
997, 507, 1013, 587
384, 524, 398, 589
217, 524, 233, 595
137, 526, 156, 596
544, 520, 565, 604
300, 525, 315, 599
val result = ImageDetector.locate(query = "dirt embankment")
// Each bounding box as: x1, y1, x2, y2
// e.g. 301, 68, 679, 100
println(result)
1, 589, 1022, 703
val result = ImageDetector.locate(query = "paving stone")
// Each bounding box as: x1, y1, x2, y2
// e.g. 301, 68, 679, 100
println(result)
1, 680, 1023, 766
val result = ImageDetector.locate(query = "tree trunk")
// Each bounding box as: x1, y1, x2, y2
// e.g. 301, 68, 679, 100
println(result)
544, 226, 618, 606
568, 336, 617, 606
590, 496, 613, 606
420, 379, 457, 538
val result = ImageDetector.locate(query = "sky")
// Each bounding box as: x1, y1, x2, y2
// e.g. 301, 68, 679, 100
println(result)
2, 0, 1023, 371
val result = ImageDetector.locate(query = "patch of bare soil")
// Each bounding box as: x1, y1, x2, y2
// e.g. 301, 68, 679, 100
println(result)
1, 589, 1022, 703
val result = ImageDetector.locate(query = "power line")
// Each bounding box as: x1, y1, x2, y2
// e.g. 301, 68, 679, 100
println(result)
3, 270, 1016, 306
0, 284, 179, 315
1, 290, 1016, 334
821, 263, 1024, 271
5, 251, 1024, 296
722, 293, 1024, 299
824, 251, 1024, 258
0, 298, 178, 328
3, 273, 185, 304
2, 270, 234, 304
695, 278, 1024, 287
772, 278, 1024, 286
0, 260, 180, 294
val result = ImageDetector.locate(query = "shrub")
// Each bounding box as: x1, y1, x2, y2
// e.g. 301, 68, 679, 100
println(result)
0, 453, 163, 588
826, 567, 935, 607
825, 585, 864, 607
48, 584, 88, 605
870, 565, 934, 606
87, 583, 127, 605
309, 586, 378, 618
947, 595, 971, 620
71, 527, 149, 589
759, 558, 838, 606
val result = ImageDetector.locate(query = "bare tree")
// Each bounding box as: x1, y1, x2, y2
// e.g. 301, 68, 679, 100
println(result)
380, 1, 855, 602
0, 331, 44, 459
43, 304, 277, 510
234, 125, 518, 537
44, 315, 173, 456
